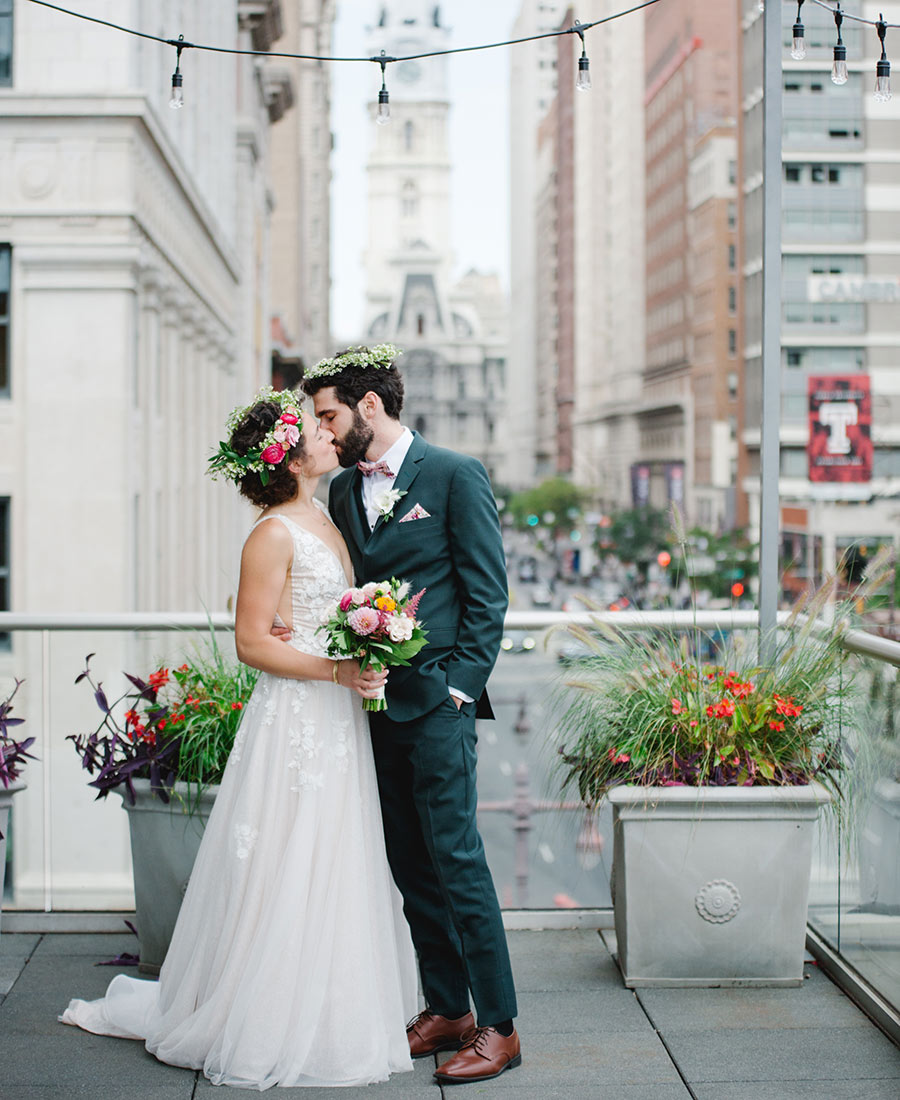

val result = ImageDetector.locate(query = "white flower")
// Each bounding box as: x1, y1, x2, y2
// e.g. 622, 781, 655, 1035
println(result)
374, 488, 406, 520
396, 581, 411, 600
361, 581, 380, 600
386, 614, 414, 643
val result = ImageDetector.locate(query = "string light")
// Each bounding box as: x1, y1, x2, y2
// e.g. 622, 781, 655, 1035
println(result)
26, 0, 663, 108
376, 51, 391, 125
875, 14, 892, 102
169, 34, 185, 109
830, 3, 848, 84
792, 1, 807, 60
574, 20, 592, 92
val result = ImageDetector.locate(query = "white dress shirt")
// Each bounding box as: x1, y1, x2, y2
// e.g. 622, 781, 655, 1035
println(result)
361, 427, 414, 530
359, 427, 473, 706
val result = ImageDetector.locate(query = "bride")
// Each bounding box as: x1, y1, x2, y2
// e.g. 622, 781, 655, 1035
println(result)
61, 388, 417, 1089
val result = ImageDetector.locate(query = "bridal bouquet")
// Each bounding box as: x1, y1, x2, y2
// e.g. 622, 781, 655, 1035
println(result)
318, 579, 428, 711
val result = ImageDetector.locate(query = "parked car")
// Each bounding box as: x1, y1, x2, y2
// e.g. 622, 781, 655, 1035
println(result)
531, 584, 553, 608
517, 557, 539, 583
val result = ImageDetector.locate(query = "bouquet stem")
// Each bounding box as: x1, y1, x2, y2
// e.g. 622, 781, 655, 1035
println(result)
363, 686, 387, 713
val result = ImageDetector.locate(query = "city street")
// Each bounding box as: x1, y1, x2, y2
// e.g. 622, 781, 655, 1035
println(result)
477, 639, 614, 910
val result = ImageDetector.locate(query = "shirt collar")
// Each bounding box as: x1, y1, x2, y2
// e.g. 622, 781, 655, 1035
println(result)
375, 426, 413, 477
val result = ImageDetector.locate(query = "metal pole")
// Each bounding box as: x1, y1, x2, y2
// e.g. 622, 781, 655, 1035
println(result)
513, 763, 531, 907
759, 0, 784, 665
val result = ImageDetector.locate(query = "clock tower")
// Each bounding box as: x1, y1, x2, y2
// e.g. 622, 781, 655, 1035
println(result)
360, 4, 508, 483
364, 4, 453, 341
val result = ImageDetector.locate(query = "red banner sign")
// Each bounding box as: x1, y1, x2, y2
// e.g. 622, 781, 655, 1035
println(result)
807, 374, 872, 483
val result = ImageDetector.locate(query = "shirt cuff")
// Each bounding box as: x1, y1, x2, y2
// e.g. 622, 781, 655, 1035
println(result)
448, 687, 475, 704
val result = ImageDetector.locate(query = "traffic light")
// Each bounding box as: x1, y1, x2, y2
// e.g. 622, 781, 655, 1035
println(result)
731, 582, 744, 599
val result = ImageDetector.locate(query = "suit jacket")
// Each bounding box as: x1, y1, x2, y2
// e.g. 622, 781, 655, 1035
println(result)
328, 432, 508, 723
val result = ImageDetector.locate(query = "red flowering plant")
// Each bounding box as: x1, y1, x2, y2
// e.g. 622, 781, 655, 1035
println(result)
67, 631, 257, 807
554, 530, 892, 813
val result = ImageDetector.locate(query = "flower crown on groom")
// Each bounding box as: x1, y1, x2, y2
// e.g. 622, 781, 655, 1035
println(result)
304, 343, 401, 382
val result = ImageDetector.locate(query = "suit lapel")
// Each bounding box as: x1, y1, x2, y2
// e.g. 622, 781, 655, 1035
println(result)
370, 432, 427, 539
335, 468, 368, 559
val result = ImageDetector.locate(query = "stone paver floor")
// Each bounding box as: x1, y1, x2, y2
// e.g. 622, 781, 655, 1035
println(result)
1, 928, 899, 1098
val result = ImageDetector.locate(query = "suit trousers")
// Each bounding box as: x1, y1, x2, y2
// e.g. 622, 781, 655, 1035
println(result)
369, 696, 517, 1026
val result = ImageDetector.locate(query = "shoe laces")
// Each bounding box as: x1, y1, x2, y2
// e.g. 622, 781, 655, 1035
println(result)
459, 1026, 493, 1055
406, 1009, 435, 1034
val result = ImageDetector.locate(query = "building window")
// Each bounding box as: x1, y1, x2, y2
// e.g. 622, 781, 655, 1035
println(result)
727, 159, 736, 185
785, 165, 801, 183
414, 416, 427, 435
404, 121, 415, 152
0, 245, 8, 396
0, 0, 11, 86
728, 329, 737, 357
728, 286, 736, 314
727, 244, 736, 270
727, 372, 738, 400
416, 313, 425, 336
787, 349, 804, 368
0, 498, 8, 651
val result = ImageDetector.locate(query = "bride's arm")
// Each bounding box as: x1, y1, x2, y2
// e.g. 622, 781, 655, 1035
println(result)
234, 522, 386, 697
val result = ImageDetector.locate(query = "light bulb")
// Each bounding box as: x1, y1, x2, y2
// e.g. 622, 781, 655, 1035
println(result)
576, 55, 591, 92
832, 45, 848, 85
791, 24, 806, 61
169, 72, 184, 109
875, 59, 892, 102
376, 88, 391, 125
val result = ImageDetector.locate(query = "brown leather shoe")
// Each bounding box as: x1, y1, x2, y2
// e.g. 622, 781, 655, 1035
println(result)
406, 1009, 475, 1059
433, 1025, 521, 1084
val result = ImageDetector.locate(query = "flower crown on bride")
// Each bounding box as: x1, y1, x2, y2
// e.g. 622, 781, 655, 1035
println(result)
304, 343, 401, 382
208, 386, 304, 486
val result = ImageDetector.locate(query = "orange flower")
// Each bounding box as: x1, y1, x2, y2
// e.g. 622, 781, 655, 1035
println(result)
768, 719, 785, 731
375, 596, 397, 612
149, 668, 170, 690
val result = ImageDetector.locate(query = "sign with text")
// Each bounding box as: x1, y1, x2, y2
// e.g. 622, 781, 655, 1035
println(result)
807, 275, 900, 303
807, 374, 872, 483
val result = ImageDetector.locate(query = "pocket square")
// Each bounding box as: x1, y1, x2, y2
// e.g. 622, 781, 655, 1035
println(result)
398, 503, 432, 523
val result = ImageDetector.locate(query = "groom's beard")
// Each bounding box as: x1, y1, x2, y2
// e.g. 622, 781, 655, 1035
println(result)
335, 409, 375, 468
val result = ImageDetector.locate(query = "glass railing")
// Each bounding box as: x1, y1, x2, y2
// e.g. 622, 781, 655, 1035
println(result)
1, 607, 898, 1017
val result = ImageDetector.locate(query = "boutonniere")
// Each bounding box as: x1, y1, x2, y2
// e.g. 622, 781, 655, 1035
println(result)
374, 487, 407, 522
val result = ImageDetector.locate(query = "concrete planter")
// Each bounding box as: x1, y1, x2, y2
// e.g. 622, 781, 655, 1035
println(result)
859, 779, 900, 913
119, 778, 218, 976
0, 781, 26, 938
609, 783, 831, 987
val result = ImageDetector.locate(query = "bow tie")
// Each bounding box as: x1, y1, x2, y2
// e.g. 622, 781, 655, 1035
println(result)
357, 460, 395, 478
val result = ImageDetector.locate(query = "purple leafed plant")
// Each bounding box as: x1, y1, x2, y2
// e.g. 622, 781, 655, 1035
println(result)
1, 679, 37, 838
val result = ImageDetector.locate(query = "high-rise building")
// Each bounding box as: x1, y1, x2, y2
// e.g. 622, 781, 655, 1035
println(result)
640, 0, 740, 524
0, 0, 292, 908
741, 1, 900, 585
508, 0, 565, 489
269, 1, 337, 373
527, 1, 645, 503
360, 3, 508, 481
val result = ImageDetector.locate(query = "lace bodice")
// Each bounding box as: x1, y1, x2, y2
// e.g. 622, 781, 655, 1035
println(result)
252, 506, 349, 658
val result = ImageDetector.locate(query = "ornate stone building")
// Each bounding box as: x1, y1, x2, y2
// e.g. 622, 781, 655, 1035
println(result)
361, 2, 508, 483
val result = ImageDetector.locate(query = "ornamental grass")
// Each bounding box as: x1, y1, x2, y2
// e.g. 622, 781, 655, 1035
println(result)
554, 537, 893, 813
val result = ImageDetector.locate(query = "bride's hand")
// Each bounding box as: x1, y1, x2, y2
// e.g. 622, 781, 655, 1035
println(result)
335, 660, 389, 699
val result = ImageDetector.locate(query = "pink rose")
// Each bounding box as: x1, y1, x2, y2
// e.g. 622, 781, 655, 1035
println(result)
348, 607, 380, 636
349, 587, 366, 605
282, 424, 300, 447
280, 410, 300, 425
339, 591, 355, 611
261, 443, 285, 465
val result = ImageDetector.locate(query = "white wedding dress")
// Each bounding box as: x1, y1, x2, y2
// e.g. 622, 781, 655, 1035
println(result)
61, 510, 417, 1089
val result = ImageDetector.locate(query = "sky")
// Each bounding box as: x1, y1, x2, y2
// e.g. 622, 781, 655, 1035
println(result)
330, 0, 522, 342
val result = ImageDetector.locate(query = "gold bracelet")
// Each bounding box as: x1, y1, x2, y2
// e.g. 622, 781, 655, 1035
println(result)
331, 660, 340, 684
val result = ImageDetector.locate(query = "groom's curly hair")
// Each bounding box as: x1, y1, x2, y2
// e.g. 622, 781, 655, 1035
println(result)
230, 399, 307, 507
301, 353, 405, 419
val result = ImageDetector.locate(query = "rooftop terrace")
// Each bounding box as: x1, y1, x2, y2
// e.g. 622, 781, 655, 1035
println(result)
2, 924, 899, 1099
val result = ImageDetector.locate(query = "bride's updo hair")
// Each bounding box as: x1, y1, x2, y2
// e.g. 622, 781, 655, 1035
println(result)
230, 399, 307, 508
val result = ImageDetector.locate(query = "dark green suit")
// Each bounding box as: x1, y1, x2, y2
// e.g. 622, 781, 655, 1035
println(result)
328, 432, 517, 1025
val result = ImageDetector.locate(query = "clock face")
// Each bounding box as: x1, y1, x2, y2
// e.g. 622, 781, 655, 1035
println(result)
395, 59, 422, 84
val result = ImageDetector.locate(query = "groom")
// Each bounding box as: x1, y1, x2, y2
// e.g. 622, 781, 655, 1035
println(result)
301, 346, 520, 1085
